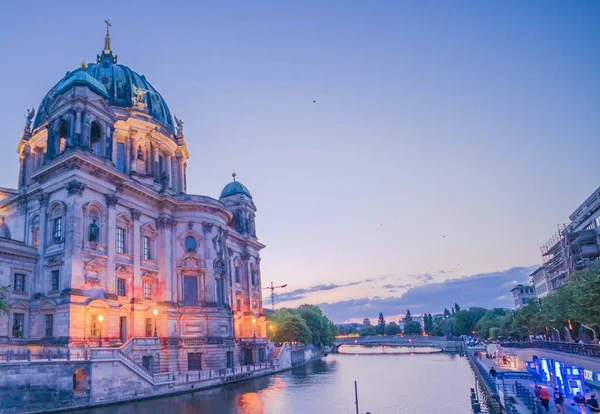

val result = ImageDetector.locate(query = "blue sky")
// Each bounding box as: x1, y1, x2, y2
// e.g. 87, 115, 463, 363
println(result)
0, 1, 598, 322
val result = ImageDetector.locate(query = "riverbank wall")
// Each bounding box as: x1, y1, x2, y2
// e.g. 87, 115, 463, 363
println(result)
0, 345, 322, 413
465, 351, 503, 414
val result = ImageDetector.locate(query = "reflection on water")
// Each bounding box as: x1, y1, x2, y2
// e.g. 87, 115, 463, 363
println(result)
76, 354, 484, 414
338, 345, 442, 354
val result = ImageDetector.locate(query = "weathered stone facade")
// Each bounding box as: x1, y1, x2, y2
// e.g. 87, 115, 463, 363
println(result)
0, 27, 267, 379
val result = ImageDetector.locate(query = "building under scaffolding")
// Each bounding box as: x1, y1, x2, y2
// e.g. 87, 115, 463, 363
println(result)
540, 224, 570, 291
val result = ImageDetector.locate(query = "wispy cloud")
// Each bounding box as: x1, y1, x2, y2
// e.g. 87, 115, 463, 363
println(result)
312, 266, 536, 323
275, 280, 363, 302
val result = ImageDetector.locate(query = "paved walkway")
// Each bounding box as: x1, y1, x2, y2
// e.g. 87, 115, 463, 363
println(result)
474, 354, 582, 414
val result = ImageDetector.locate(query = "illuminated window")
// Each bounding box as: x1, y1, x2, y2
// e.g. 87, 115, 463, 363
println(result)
33, 227, 39, 248
116, 142, 126, 173
144, 282, 152, 300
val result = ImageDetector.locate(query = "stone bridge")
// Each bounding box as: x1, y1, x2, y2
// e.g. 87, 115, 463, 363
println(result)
333, 335, 465, 353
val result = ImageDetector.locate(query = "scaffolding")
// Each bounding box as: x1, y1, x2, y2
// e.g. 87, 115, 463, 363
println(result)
540, 224, 570, 289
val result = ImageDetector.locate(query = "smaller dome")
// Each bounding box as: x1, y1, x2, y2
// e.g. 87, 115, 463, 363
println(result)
220, 173, 252, 199
57, 70, 109, 98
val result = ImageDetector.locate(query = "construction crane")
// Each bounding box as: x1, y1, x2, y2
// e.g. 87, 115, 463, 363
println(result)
264, 282, 288, 311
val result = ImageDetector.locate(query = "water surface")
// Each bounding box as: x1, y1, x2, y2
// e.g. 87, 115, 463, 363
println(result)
78, 353, 485, 414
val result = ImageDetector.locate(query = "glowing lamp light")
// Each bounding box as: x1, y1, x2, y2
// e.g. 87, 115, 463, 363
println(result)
269, 325, 274, 331
252, 318, 256, 324
97, 315, 104, 323
153, 309, 158, 317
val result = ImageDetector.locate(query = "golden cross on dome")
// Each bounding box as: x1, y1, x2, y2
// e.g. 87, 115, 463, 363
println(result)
105, 19, 111, 36
104, 19, 112, 51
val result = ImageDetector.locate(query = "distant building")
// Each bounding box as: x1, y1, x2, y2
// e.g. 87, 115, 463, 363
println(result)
510, 284, 535, 309
531, 267, 550, 299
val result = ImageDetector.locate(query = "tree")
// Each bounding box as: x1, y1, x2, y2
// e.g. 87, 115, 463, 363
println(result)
454, 303, 461, 313
273, 314, 312, 345
297, 304, 336, 347
428, 314, 434, 333
405, 309, 413, 323
377, 312, 386, 335
385, 322, 401, 336
423, 313, 433, 334
444, 308, 451, 318
363, 318, 371, 326
360, 325, 377, 336
403, 320, 422, 335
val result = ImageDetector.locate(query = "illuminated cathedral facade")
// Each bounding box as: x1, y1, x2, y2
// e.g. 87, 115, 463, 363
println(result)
0, 27, 267, 371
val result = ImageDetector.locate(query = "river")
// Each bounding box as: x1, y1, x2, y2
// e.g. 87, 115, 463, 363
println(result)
76, 351, 487, 414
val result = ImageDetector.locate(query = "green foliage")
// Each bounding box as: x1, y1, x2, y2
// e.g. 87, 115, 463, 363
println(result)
272, 314, 312, 345
0, 285, 9, 315
360, 325, 377, 336
403, 320, 422, 335
268, 304, 336, 346
423, 313, 434, 334
430, 315, 445, 336
377, 312, 386, 335
444, 308, 451, 318
385, 322, 401, 336
454, 303, 461, 313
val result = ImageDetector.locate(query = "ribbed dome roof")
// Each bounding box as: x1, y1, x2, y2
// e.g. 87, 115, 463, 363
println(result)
33, 33, 175, 135
220, 174, 252, 199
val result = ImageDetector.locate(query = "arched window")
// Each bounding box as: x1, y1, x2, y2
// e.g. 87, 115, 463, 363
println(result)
48, 202, 66, 243
58, 120, 68, 153
90, 122, 102, 157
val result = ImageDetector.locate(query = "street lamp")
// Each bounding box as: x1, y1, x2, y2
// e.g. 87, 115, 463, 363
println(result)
252, 318, 256, 340
153, 309, 158, 338
97, 315, 104, 347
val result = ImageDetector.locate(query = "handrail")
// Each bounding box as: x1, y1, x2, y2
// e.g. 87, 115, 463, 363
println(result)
502, 340, 600, 358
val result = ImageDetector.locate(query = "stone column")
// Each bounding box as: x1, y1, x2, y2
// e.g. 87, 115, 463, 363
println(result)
18, 154, 25, 188
178, 157, 185, 193
105, 122, 114, 163
74, 110, 82, 147
81, 112, 90, 150
132, 209, 142, 299
157, 215, 171, 302
46, 123, 56, 161
124, 136, 131, 174
166, 155, 172, 189
130, 138, 137, 173
63, 180, 86, 291
202, 222, 213, 305
66, 113, 75, 149
153, 147, 159, 182
106, 193, 118, 294
36, 193, 49, 293
241, 249, 251, 312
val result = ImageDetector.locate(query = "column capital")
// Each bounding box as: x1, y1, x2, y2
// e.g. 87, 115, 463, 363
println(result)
105, 192, 119, 208
131, 208, 142, 220
38, 192, 50, 207
65, 180, 85, 196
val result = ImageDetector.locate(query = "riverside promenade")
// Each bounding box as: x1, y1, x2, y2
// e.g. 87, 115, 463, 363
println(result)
470, 349, 582, 414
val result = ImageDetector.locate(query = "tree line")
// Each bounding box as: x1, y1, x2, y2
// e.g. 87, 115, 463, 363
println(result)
267, 304, 337, 347
340, 266, 600, 341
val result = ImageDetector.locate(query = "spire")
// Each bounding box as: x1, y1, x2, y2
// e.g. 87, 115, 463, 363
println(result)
104, 19, 112, 51
232, 171, 237, 182
97, 20, 117, 64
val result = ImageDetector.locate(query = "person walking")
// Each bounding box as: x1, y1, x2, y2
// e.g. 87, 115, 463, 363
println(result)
553, 387, 565, 413
538, 386, 550, 412
586, 394, 600, 413
573, 392, 586, 414
489, 367, 497, 378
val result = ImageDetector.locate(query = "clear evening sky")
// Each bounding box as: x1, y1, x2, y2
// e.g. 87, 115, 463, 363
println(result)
0, 1, 598, 322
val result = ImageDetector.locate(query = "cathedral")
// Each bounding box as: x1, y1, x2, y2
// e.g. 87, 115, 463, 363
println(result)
0, 25, 267, 372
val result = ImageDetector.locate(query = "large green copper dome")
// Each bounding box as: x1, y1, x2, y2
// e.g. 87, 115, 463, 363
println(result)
33, 33, 175, 135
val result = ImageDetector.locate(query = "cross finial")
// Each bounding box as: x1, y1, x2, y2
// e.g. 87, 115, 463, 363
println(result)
103, 20, 112, 52
105, 19, 111, 36
232, 171, 237, 181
